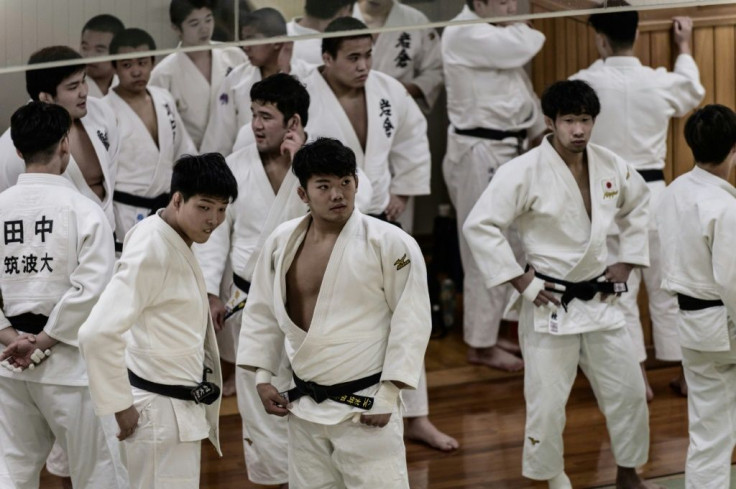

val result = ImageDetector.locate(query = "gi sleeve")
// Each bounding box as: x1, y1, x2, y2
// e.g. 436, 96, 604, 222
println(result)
193, 207, 233, 296
44, 207, 115, 347
711, 205, 736, 319
200, 75, 238, 155
355, 167, 374, 214
78, 231, 167, 415
614, 163, 651, 267
388, 92, 431, 197
445, 23, 545, 70
463, 163, 529, 288
380, 231, 431, 390
411, 27, 443, 112
237, 233, 285, 377
173, 98, 198, 157
664, 54, 705, 117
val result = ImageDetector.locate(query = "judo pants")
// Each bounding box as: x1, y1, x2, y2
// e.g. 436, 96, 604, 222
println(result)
44, 442, 69, 477
442, 131, 521, 348
681, 327, 736, 489
518, 320, 649, 480
122, 390, 202, 489
0, 378, 125, 489
608, 188, 680, 363
289, 411, 409, 489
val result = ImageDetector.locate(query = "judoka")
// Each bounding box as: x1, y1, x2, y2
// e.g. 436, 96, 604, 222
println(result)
200, 7, 313, 157
78, 154, 238, 489
197, 73, 373, 487
238, 138, 431, 488
0, 46, 118, 231
463, 80, 659, 489
442, 0, 547, 372
287, 0, 354, 67
105, 28, 196, 241
0, 102, 123, 489
571, 10, 704, 399
79, 14, 125, 98
150, 0, 247, 149
656, 105, 736, 489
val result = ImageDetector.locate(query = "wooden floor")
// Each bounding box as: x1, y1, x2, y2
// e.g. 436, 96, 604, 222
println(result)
40, 327, 729, 488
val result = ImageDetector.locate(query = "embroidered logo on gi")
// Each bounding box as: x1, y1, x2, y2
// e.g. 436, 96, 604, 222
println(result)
244, 438, 253, 446
601, 178, 619, 200
96, 130, 110, 151
528, 436, 540, 446
225, 66, 234, 77
394, 32, 411, 68
394, 254, 410, 270
163, 103, 177, 140
219, 93, 229, 105
379, 99, 394, 138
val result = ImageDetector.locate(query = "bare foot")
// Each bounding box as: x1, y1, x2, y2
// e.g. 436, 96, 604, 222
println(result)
668, 366, 687, 397
640, 363, 653, 403
222, 372, 237, 397
468, 346, 524, 372
60, 477, 72, 489
405, 416, 459, 451
616, 466, 664, 489
496, 337, 522, 355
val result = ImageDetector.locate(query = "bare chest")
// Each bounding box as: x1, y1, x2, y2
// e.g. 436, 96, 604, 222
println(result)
69, 125, 105, 199
285, 237, 336, 332
339, 94, 368, 151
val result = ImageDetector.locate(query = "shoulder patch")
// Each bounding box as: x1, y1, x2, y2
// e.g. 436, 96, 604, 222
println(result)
394, 253, 411, 271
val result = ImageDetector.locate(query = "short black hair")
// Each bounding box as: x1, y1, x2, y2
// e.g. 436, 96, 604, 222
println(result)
250, 73, 310, 127
684, 104, 736, 165
322, 17, 372, 57
292, 138, 357, 188
241, 7, 286, 39
170, 0, 213, 28
82, 14, 125, 36
466, 0, 489, 11
25, 46, 86, 101
541, 80, 600, 120
305, 0, 354, 20
170, 153, 239, 202
588, 2, 638, 51
109, 28, 157, 67
11, 102, 72, 164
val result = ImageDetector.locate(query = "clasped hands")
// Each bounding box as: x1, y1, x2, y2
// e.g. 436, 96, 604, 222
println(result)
0, 334, 52, 372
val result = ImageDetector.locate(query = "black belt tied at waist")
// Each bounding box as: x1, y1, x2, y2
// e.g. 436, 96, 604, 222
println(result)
454, 126, 527, 141
113, 190, 170, 214
636, 169, 665, 183
677, 294, 724, 311
285, 371, 382, 410
7, 313, 48, 335
533, 269, 628, 312
128, 368, 220, 405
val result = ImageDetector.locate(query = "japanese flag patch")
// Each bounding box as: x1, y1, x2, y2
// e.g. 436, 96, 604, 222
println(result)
601, 178, 619, 200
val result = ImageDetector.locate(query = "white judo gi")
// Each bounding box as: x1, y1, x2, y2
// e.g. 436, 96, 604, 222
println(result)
0, 174, 125, 489
194, 140, 373, 484
463, 137, 651, 480
287, 19, 323, 67
200, 60, 314, 156
442, 7, 547, 348
104, 86, 196, 238
0, 97, 118, 231
87, 75, 119, 99
571, 54, 705, 363
149, 44, 247, 149
305, 68, 431, 216
238, 209, 431, 488
78, 212, 222, 489
656, 166, 736, 489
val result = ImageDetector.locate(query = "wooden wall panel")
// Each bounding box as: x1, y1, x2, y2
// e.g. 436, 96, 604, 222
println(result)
576, 21, 589, 69
565, 19, 578, 77
554, 18, 567, 80
713, 26, 736, 109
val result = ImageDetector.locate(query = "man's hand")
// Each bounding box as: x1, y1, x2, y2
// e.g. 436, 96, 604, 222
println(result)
509, 267, 561, 308
385, 194, 409, 222
276, 41, 294, 73
256, 383, 289, 417
605, 263, 634, 283
402, 82, 423, 100
280, 115, 306, 161
359, 412, 391, 427
0, 333, 56, 371
673, 16, 693, 55
208, 294, 226, 333
115, 405, 140, 441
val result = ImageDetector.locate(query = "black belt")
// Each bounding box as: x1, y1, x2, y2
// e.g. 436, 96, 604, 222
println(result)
113, 190, 170, 214
7, 313, 48, 335
533, 268, 627, 311
285, 371, 382, 410
677, 294, 724, 311
454, 126, 527, 141
232, 273, 251, 294
636, 169, 665, 183
128, 369, 220, 405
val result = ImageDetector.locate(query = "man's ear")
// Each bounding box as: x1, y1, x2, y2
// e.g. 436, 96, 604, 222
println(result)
297, 186, 308, 204
38, 92, 54, 104
544, 115, 555, 133
15, 149, 24, 161
172, 191, 183, 209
